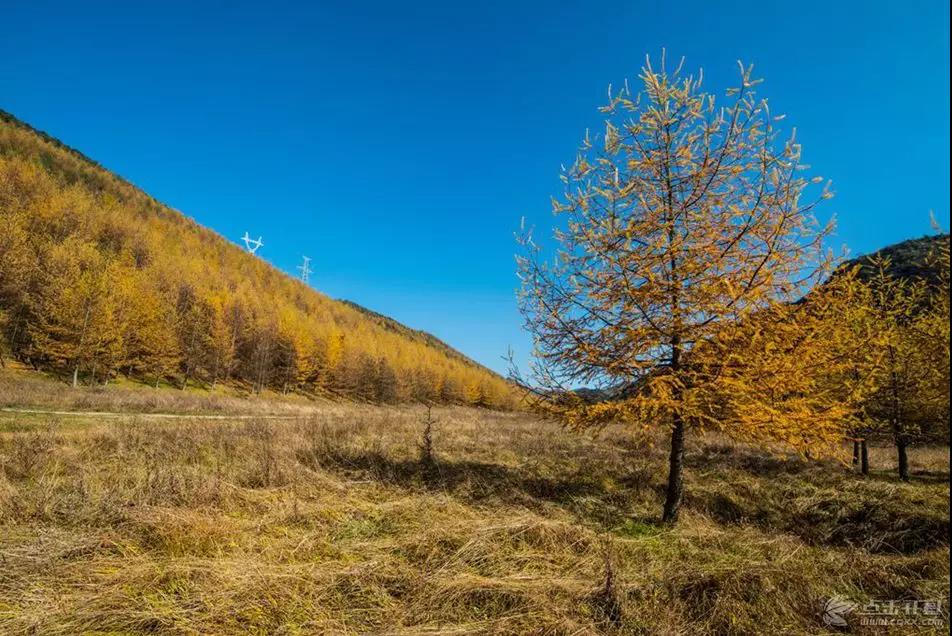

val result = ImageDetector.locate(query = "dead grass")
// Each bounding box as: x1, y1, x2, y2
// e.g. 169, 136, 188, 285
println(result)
0, 366, 337, 416
0, 387, 948, 634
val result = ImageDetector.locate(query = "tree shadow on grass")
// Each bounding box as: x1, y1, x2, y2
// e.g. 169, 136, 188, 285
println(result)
637, 443, 947, 554
298, 442, 949, 554
687, 442, 950, 485
857, 467, 952, 486
297, 446, 653, 529
685, 443, 821, 478
691, 488, 950, 554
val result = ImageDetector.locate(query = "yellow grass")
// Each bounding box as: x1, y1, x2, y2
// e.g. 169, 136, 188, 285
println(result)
0, 373, 948, 634
0, 365, 334, 416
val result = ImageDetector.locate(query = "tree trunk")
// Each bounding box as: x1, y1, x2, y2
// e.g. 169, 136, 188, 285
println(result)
860, 439, 869, 476
662, 416, 686, 523
72, 366, 79, 388
852, 439, 860, 466
284, 364, 294, 395
887, 348, 908, 481
896, 436, 910, 481
211, 354, 220, 390
662, 322, 685, 524
9, 305, 24, 359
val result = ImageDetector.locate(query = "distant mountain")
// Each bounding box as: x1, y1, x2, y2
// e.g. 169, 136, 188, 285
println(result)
842, 233, 949, 289
0, 109, 514, 407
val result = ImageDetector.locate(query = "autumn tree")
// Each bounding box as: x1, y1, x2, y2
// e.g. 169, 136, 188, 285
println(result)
688, 271, 872, 452
0, 161, 62, 362
242, 308, 278, 394
0, 210, 30, 367
274, 306, 304, 395
517, 55, 840, 522
120, 272, 180, 387
375, 356, 399, 402
408, 366, 439, 403
175, 284, 212, 390
438, 374, 461, 404
921, 230, 951, 441
854, 255, 948, 480
205, 291, 239, 388
353, 352, 380, 401
28, 238, 124, 386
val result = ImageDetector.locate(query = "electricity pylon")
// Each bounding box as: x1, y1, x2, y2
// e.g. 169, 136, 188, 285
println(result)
241, 231, 264, 254
297, 256, 312, 284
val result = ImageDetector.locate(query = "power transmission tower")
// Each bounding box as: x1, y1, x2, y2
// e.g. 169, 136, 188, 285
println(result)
297, 256, 312, 284
241, 231, 264, 255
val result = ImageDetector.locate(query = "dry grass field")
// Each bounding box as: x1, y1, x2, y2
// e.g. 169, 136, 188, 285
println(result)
0, 373, 948, 634
0, 367, 330, 417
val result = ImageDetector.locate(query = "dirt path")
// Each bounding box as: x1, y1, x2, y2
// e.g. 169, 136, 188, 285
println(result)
0, 407, 307, 420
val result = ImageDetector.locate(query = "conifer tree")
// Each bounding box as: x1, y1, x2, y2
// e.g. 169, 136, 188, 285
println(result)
176, 284, 212, 390
517, 55, 837, 522
120, 273, 180, 386
375, 356, 399, 402
0, 209, 30, 366
205, 291, 238, 388
852, 255, 948, 480
28, 238, 122, 386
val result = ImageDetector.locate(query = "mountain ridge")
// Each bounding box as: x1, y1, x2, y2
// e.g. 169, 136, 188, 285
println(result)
841, 232, 949, 288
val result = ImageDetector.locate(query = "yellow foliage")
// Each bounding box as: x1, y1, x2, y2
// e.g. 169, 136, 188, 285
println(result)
517, 55, 846, 520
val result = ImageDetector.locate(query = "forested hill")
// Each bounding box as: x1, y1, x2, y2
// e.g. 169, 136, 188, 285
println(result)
0, 109, 515, 408
844, 233, 950, 289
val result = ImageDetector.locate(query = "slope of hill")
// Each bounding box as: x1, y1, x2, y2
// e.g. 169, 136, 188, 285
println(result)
845, 233, 950, 288
0, 109, 514, 408
340, 299, 501, 375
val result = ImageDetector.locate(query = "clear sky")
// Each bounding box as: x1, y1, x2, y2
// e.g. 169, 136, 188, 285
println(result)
2, 0, 949, 374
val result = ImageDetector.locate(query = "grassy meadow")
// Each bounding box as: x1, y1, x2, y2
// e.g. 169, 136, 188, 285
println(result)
0, 373, 948, 634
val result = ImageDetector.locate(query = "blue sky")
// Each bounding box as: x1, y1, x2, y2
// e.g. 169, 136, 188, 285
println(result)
2, 0, 949, 374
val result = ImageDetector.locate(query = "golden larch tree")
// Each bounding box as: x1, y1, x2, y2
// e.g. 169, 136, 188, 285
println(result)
852, 254, 949, 480
690, 269, 873, 454
120, 271, 180, 387
517, 55, 841, 522
204, 290, 239, 389
27, 238, 124, 387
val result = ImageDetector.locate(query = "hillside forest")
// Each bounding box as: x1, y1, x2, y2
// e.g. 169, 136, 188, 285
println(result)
0, 111, 515, 409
